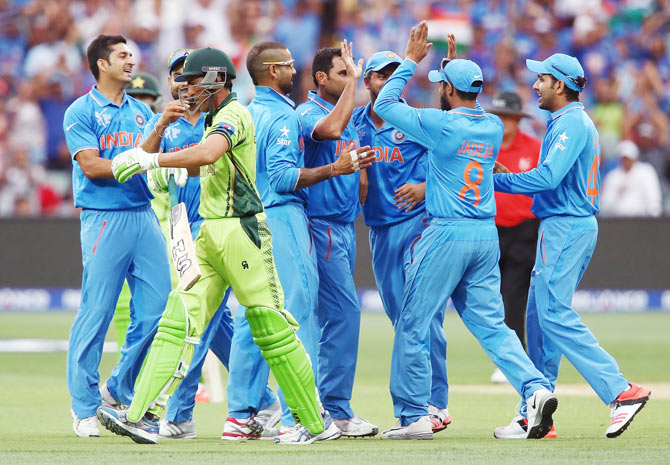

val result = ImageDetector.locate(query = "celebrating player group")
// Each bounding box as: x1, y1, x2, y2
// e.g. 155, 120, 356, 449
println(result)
63, 20, 651, 445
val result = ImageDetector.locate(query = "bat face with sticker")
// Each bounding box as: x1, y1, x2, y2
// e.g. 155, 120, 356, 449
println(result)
168, 175, 201, 290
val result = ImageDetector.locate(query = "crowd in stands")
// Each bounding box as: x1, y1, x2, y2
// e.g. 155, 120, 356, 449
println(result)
0, 0, 668, 217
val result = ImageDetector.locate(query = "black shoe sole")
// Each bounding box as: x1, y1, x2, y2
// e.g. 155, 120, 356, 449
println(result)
606, 398, 649, 438
528, 397, 558, 439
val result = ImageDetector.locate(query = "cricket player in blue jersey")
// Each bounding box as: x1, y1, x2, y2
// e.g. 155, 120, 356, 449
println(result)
374, 22, 557, 440
296, 41, 379, 436
493, 53, 651, 439
136, 49, 243, 440
63, 35, 173, 438
352, 49, 451, 434
224, 41, 373, 441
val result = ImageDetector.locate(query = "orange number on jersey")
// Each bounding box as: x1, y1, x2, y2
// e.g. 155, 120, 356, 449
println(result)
459, 160, 483, 206
586, 153, 600, 204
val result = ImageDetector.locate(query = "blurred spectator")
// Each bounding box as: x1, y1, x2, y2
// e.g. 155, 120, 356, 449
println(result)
600, 140, 662, 217
0, 0, 669, 216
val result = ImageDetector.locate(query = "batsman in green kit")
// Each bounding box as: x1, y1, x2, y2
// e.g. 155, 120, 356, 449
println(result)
97, 47, 329, 444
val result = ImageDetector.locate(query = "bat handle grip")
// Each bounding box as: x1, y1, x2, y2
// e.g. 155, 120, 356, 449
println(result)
168, 174, 178, 207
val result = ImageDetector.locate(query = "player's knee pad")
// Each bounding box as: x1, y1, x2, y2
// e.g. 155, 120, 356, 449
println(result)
128, 291, 200, 421
245, 306, 323, 434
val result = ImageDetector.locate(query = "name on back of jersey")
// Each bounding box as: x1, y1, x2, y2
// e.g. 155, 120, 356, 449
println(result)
457, 140, 494, 159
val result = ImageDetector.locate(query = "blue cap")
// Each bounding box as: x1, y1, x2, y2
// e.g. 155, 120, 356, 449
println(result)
428, 59, 483, 94
168, 48, 192, 74
364, 51, 403, 77
526, 53, 586, 92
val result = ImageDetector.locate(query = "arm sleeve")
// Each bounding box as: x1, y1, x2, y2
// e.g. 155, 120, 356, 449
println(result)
373, 59, 446, 151
298, 106, 324, 143
63, 103, 98, 159
266, 113, 301, 193
494, 122, 587, 194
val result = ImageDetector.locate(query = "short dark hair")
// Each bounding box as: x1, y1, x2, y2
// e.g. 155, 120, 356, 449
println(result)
456, 89, 479, 101
311, 48, 341, 87
548, 75, 580, 102
246, 41, 287, 85
87, 35, 127, 81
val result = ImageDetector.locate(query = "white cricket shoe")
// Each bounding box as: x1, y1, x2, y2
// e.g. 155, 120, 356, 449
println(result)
255, 399, 282, 438
381, 415, 433, 440
494, 415, 557, 439
274, 411, 341, 445
525, 388, 558, 439
71, 409, 100, 437
490, 367, 510, 384
100, 383, 121, 408
221, 416, 267, 440
332, 415, 378, 437
427, 404, 452, 433
159, 418, 196, 439
606, 383, 651, 438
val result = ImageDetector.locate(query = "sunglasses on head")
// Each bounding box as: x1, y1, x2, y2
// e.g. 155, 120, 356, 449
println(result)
551, 64, 587, 88
262, 59, 296, 70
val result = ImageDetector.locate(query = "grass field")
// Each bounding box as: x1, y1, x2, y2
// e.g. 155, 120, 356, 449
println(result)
1, 311, 669, 465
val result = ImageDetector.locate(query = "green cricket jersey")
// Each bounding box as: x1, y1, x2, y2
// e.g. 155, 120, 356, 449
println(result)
199, 92, 263, 219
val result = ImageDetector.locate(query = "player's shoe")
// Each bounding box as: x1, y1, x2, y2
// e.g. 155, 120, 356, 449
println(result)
381, 415, 433, 440
100, 382, 121, 408
428, 403, 452, 433
494, 415, 557, 439
194, 383, 210, 403
221, 416, 268, 440
97, 405, 159, 444
332, 415, 378, 437
606, 383, 651, 438
71, 409, 100, 437
159, 418, 196, 439
255, 398, 282, 437
490, 367, 510, 384
274, 411, 341, 445
525, 388, 558, 439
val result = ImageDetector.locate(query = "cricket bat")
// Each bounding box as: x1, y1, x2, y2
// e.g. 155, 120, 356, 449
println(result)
168, 175, 201, 291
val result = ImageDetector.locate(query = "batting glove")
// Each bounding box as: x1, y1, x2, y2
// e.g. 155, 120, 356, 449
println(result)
147, 167, 188, 193
111, 147, 160, 183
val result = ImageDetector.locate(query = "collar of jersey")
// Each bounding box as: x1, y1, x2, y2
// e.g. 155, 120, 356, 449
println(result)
307, 90, 334, 112
209, 92, 238, 118
550, 102, 584, 121
89, 85, 130, 107
255, 86, 295, 108
449, 106, 485, 117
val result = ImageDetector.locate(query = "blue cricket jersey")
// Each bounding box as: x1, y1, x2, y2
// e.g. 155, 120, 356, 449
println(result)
248, 86, 306, 208
494, 102, 601, 218
144, 112, 204, 225
374, 59, 503, 220
352, 102, 427, 227
63, 86, 154, 210
296, 90, 361, 223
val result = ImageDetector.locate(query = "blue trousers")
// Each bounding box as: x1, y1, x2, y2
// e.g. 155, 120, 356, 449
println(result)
391, 218, 551, 425
68, 206, 171, 418
370, 214, 449, 409
310, 217, 359, 419
518, 215, 628, 416
227, 203, 320, 422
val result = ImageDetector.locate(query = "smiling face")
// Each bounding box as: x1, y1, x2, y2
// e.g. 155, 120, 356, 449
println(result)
533, 73, 560, 111
100, 43, 135, 84
364, 63, 399, 103
273, 49, 297, 96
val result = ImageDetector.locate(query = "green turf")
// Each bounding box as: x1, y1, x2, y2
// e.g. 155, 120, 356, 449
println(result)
0, 311, 668, 465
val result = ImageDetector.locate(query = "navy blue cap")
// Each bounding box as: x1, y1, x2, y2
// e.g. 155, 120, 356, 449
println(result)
364, 51, 403, 77
526, 53, 586, 92
428, 59, 483, 94
168, 48, 192, 74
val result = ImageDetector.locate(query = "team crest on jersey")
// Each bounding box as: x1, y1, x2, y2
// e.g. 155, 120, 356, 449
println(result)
216, 122, 235, 136
164, 125, 181, 141
134, 113, 146, 128
392, 130, 406, 143
95, 109, 111, 128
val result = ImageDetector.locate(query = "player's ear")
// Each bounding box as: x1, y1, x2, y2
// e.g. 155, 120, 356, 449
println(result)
97, 58, 107, 74
363, 75, 371, 89
315, 70, 327, 86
